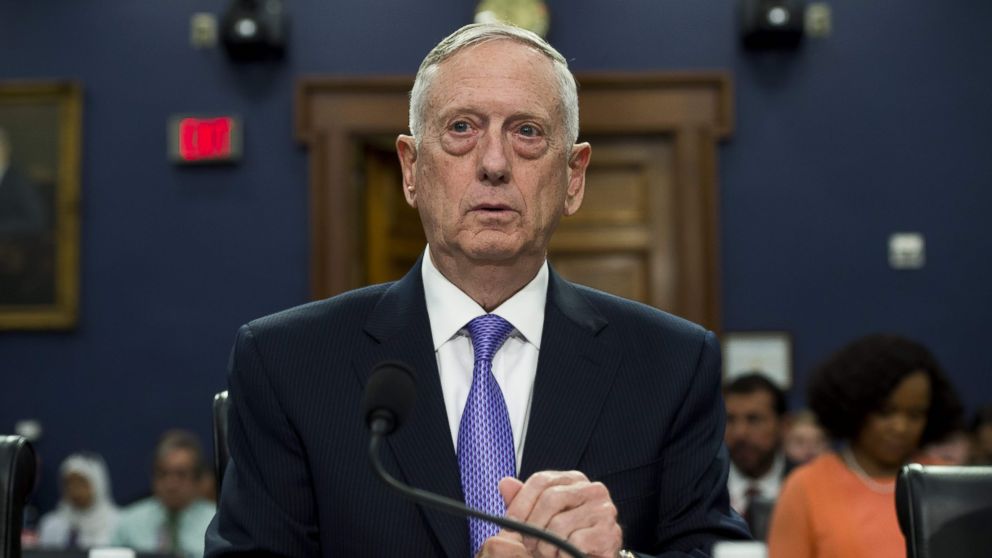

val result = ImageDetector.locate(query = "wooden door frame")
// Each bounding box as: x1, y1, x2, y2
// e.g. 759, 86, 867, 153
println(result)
295, 72, 733, 330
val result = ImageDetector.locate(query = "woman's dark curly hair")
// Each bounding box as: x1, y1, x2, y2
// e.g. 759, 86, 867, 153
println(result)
808, 334, 963, 446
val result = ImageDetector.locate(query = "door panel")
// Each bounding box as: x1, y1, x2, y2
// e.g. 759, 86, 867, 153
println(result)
550, 138, 676, 312
298, 74, 730, 330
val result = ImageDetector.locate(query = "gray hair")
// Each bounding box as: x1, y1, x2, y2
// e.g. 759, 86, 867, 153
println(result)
408, 22, 579, 147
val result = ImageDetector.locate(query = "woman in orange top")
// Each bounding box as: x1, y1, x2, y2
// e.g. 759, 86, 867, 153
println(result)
767, 334, 962, 558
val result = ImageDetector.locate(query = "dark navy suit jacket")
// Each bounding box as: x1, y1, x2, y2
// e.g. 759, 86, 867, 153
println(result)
205, 259, 749, 557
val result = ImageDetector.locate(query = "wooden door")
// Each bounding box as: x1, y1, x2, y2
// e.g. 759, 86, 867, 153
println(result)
365, 137, 682, 313
297, 74, 731, 330
549, 137, 675, 310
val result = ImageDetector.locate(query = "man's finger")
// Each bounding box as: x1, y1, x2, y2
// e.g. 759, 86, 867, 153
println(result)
475, 531, 530, 558
496, 527, 524, 543
566, 522, 625, 558
504, 470, 587, 522
524, 481, 611, 536
499, 477, 524, 508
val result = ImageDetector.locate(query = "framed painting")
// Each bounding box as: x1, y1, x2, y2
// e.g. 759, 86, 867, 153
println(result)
0, 82, 81, 329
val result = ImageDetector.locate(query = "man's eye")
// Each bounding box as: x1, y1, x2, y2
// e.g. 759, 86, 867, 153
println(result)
518, 124, 540, 137
451, 121, 471, 133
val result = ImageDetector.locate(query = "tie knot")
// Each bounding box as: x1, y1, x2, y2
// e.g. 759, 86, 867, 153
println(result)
467, 314, 515, 363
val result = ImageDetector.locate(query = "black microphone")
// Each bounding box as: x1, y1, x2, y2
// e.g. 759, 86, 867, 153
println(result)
362, 361, 587, 558
362, 360, 417, 437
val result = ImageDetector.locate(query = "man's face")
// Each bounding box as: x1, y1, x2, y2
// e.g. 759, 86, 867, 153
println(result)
724, 390, 784, 478
152, 448, 200, 512
397, 40, 590, 267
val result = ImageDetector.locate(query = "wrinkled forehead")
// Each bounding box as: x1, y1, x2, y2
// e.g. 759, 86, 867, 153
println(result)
427, 41, 561, 113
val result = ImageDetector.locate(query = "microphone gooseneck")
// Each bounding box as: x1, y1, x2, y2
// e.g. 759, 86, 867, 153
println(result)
363, 361, 587, 558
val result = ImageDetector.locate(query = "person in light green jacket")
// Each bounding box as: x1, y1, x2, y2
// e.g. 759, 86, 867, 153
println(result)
111, 430, 216, 558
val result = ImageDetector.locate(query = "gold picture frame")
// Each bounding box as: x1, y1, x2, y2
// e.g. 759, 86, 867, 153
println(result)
0, 82, 81, 329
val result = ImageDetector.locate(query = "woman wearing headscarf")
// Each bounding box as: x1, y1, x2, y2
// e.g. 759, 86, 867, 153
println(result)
37, 453, 120, 549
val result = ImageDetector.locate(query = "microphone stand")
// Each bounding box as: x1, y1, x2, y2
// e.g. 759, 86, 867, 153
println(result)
369, 421, 587, 558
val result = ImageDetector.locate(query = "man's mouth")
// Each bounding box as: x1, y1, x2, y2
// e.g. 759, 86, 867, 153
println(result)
473, 204, 512, 212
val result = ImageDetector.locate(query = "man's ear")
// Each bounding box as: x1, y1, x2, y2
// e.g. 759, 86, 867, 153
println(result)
396, 134, 418, 208
563, 142, 591, 216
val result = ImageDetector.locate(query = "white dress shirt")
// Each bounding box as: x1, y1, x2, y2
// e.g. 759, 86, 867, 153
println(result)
727, 452, 786, 514
421, 247, 547, 471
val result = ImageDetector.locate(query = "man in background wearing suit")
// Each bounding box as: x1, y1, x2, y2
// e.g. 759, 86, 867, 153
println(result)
205, 22, 748, 558
723, 373, 791, 540
114, 430, 216, 557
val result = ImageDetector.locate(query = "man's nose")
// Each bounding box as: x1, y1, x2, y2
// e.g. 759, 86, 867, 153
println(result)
477, 129, 510, 186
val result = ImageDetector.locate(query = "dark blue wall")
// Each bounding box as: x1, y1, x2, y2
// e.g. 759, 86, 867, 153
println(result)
2, 0, 990, 511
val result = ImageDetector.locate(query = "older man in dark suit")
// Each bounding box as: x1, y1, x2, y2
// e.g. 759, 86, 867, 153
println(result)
205, 22, 748, 558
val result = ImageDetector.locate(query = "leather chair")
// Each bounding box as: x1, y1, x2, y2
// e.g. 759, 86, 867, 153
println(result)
0, 435, 36, 558
213, 390, 230, 498
744, 496, 775, 541
896, 463, 992, 558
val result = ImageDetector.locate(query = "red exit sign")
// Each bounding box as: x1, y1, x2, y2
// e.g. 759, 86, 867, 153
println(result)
169, 115, 242, 164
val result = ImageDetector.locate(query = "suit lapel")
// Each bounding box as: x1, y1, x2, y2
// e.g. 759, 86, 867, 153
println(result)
353, 258, 469, 558
520, 268, 620, 479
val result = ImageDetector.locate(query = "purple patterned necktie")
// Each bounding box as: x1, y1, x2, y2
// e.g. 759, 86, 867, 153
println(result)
458, 313, 517, 555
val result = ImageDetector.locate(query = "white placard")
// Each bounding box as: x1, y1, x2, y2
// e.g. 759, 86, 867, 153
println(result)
89, 548, 136, 558
713, 541, 768, 558
722, 331, 792, 389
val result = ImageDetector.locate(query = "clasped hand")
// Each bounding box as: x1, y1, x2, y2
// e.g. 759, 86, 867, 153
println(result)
475, 470, 623, 558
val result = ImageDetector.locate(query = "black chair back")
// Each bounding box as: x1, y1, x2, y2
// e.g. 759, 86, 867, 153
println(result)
0, 435, 37, 558
212, 390, 230, 498
896, 463, 992, 558
744, 496, 775, 541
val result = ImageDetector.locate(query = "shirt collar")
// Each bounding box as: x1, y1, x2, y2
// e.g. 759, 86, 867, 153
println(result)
421, 246, 548, 350
730, 452, 786, 488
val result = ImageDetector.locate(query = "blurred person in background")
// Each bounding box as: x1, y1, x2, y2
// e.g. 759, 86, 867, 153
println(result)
111, 430, 215, 558
921, 428, 973, 465
37, 453, 119, 549
723, 372, 791, 539
782, 409, 829, 466
768, 334, 963, 558
197, 469, 217, 503
969, 404, 992, 465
